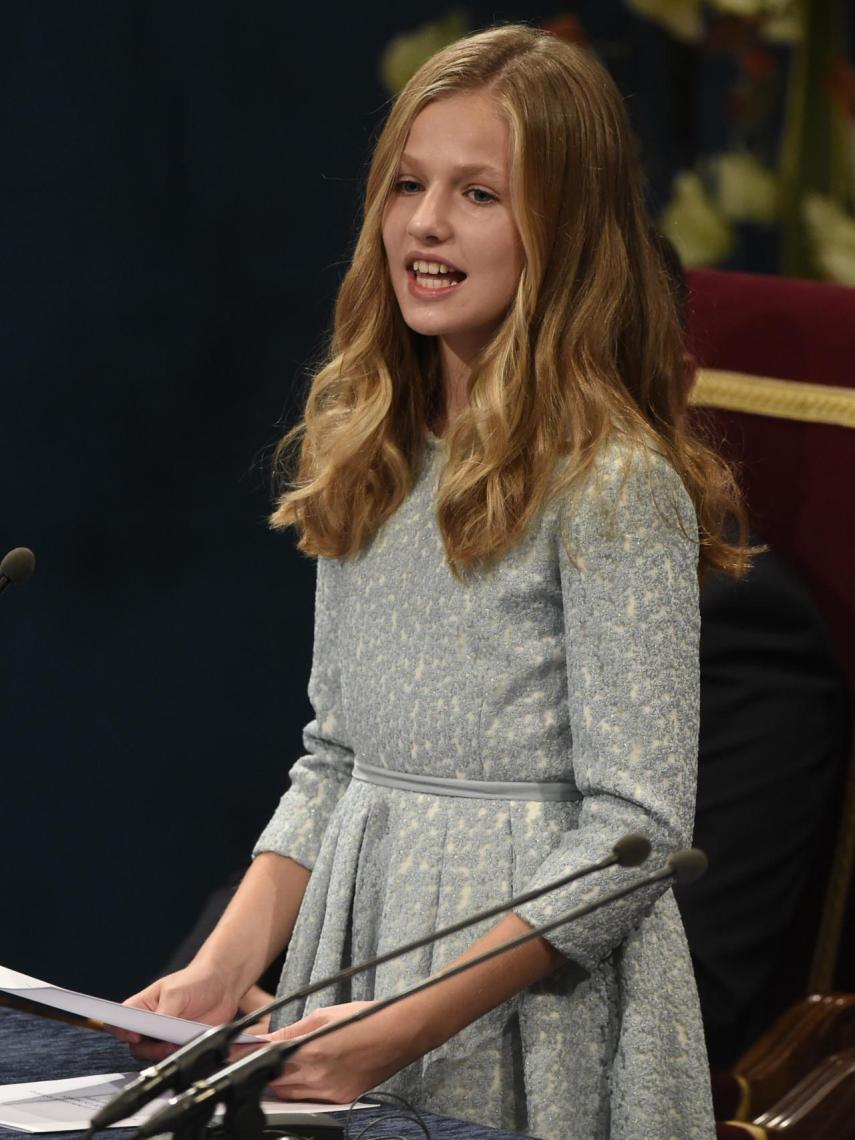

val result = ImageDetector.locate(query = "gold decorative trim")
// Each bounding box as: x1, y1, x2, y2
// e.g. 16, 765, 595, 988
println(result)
691, 369, 855, 429
733, 1073, 752, 1122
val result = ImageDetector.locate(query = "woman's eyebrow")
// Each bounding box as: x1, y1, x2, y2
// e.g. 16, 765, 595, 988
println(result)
399, 153, 505, 180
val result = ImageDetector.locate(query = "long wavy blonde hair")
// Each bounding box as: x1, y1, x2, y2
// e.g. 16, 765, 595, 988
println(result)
271, 24, 749, 579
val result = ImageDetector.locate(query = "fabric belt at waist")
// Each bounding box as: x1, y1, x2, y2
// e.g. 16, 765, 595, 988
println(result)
351, 759, 581, 802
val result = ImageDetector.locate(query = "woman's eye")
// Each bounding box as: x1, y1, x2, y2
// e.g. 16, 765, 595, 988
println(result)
466, 188, 497, 206
395, 179, 421, 194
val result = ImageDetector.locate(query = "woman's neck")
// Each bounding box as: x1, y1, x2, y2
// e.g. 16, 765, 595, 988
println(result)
433, 340, 472, 437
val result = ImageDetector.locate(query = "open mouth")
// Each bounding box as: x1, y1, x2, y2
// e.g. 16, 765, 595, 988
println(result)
407, 260, 468, 291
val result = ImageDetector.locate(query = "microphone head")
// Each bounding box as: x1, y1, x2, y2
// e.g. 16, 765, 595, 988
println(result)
612, 833, 651, 868
667, 848, 708, 885
0, 547, 35, 584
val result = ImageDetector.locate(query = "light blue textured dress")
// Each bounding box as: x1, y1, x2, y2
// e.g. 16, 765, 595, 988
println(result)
254, 434, 715, 1139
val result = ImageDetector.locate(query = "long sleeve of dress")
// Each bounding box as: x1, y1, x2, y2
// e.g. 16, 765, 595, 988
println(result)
253, 557, 354, 871
515, 445, 701, 970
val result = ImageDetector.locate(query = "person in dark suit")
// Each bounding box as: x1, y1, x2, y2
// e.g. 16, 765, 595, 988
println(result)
676, 538, 850, 1066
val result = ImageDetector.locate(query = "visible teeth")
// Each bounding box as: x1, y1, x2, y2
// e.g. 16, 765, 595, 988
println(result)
415, 274, 459, 290
412, 259, 458, 275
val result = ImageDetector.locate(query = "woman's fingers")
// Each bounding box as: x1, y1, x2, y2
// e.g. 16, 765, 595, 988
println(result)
239, 984, 275, 1015
225, 1040, 268, 1063
121, 968, 241, 1026
129, 1039, 178, 1064
112, 990, 158, 1045
113, 968, 243, 1065
237, 984, 274, 1036
122, 980, 167, 1012
246, 1002, 383, 1104
264, 1004, 344, 1039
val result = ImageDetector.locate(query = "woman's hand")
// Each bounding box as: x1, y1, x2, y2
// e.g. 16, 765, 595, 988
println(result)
237, 983, 275, 1036
255, 1001, 428, 1104
113, 965, 242, 1063
245, 915, 562, 1102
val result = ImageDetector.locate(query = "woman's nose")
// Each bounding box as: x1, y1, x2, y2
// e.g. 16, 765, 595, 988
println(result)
406, 190, 452, 243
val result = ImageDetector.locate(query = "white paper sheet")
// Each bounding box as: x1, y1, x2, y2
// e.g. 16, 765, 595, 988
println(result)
0, 1072, 367, 1132
0, 965, 259, 1046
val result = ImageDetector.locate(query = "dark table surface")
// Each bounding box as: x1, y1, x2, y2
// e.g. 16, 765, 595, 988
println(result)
0, 1009, 531, 1140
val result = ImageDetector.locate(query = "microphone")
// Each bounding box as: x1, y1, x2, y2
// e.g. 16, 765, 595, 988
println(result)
666, 847, 707, 885
0, 547, 35, 594
132, 847, 707, 1140
88, 833, 650, 1132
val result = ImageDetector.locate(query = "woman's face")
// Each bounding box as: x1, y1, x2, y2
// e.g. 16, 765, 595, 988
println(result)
382, 91, 524, 362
